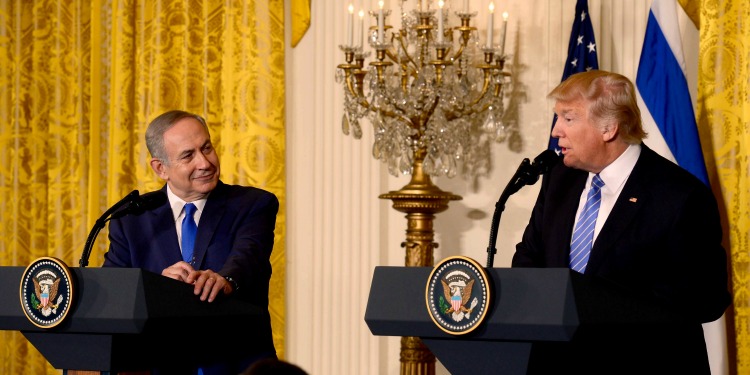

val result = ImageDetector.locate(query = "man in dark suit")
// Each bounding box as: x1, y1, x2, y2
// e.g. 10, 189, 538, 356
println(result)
103, 110, 278, 374
513, 70, 730, 374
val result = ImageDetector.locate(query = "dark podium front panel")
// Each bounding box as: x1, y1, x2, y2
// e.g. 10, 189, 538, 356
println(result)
0, 266, 267, 371
365, 266, 676, 374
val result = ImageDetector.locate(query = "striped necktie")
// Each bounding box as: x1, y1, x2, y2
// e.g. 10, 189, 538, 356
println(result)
181, 203, 197, 264
569, 174, 605, 273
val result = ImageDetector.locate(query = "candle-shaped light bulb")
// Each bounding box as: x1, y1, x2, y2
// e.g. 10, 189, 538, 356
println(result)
500, 11, 508, 56
463, 0, 469, 12
378, 1, 384, 44
358, 9, 365, 48
347, 4, 354, 46
486, 2, 495, 48
437, 0, 444, 43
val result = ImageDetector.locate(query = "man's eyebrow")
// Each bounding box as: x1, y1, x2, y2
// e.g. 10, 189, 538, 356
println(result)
556, 107, 578, 117
177, 148, 194, 158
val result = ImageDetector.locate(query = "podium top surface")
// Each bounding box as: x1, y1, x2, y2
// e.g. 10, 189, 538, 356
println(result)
0, 266, 264, 334
365, 266, 579, 342
365, 266, 678, 342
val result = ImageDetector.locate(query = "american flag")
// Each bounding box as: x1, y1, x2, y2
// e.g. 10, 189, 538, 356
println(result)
548, 0, 600, 152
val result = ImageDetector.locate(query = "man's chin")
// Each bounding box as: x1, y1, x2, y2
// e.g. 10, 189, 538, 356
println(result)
561, 155, 575, 168
190, 178, 218, 195
197, 179, 218, 191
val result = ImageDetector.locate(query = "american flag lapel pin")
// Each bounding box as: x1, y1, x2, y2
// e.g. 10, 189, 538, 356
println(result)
629, 197, 638, 203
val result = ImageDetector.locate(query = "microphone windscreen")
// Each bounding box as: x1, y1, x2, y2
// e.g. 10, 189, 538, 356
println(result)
532, 149, 561, 175
110, 190, 167, 219
138, 190, 168, 209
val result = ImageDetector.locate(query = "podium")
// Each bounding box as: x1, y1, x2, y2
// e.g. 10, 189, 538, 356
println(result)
0, 266, 270, 372
365, 266, 680, 374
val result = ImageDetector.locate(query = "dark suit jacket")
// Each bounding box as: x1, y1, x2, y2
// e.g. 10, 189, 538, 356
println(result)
103, 181, 279, 374
513, 144, 730, 374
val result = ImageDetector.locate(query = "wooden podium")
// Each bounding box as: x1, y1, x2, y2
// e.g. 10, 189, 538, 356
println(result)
0, 266, 269, 373
365, 266, 680, 374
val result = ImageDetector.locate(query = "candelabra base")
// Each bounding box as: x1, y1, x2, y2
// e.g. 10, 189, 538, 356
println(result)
400, 336, 436, 375
379, 177, 461, 267
380, 158, 461, 374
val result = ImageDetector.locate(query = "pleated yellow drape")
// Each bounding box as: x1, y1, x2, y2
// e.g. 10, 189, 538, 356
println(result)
697, 1, 750, 373
0, 1, 288, 373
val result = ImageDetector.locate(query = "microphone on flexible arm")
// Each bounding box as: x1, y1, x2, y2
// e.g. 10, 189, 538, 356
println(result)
485, 149, 560, 268
109, 191, 168, 220
79, 190, 168, 267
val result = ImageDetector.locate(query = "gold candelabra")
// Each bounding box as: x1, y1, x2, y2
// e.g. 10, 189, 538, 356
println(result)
336, 1, 511, 373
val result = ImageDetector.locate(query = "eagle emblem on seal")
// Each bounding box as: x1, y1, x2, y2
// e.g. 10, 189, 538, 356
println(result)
32, 275, 62, 316
20, 257, 74, 328
440, 270, 479, 322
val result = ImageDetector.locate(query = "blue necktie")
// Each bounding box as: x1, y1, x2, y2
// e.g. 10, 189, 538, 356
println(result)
181, 203, 198, 264
569, 174, 605, 273
181, 203, 203, 375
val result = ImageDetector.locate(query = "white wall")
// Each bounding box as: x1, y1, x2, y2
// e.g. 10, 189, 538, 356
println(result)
285, 1, 700, 374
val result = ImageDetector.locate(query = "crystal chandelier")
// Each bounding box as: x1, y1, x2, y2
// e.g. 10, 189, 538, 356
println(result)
336, 2, 512, 374
336, 0, 511, 179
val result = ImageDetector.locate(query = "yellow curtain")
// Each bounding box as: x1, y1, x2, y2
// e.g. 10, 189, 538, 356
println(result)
0, 0, 288, 373
291, 0, 310, 47
697, 0, 750, 373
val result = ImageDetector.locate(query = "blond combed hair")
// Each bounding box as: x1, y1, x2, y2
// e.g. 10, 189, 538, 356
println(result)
549, 70, 647, 144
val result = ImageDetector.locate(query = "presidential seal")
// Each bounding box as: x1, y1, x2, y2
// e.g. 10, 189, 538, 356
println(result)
19, 257, 74, 328
425, 256, 492, 335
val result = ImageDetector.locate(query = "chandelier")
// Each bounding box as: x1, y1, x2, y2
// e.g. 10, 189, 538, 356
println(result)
336, 2, 512, 374
336, 0, 511, 179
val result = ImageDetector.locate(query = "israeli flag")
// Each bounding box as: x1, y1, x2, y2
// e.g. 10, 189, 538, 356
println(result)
636, 1, 726, 374
635, 0, 708, 185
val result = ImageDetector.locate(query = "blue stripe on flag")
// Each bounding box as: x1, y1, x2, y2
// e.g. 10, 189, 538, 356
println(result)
636, 9, 709, 185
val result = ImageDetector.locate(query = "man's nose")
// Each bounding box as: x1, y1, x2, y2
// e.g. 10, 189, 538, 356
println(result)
194, 151, 212, 167
550, 116, 562, 138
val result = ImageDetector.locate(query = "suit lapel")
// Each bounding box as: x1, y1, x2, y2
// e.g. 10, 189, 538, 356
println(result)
585, 148, 652, 272
549, 168, 587, 267
149, 199, 184, 265
192, 181, 227, 268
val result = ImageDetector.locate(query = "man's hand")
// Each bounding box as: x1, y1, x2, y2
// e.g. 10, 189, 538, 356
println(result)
161, 261, 195, 282
186, 269, 232, 302
162, 262, 233, 302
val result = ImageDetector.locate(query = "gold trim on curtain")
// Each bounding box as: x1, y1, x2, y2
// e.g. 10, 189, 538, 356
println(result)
0, 0, 287, 373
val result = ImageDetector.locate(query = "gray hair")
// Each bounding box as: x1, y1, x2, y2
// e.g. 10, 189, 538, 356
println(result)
145, 110, 209, 163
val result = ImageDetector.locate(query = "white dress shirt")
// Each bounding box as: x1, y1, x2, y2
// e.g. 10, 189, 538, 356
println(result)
166, 185, 207, 252
573, 143, 641, 244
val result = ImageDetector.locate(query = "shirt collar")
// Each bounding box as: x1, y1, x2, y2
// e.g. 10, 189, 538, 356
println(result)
166, 185, 208, 221
592, 143, 641, 193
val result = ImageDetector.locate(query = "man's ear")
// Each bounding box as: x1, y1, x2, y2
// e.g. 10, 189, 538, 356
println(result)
602, 122, 619, 142
150, 158, 168, 180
